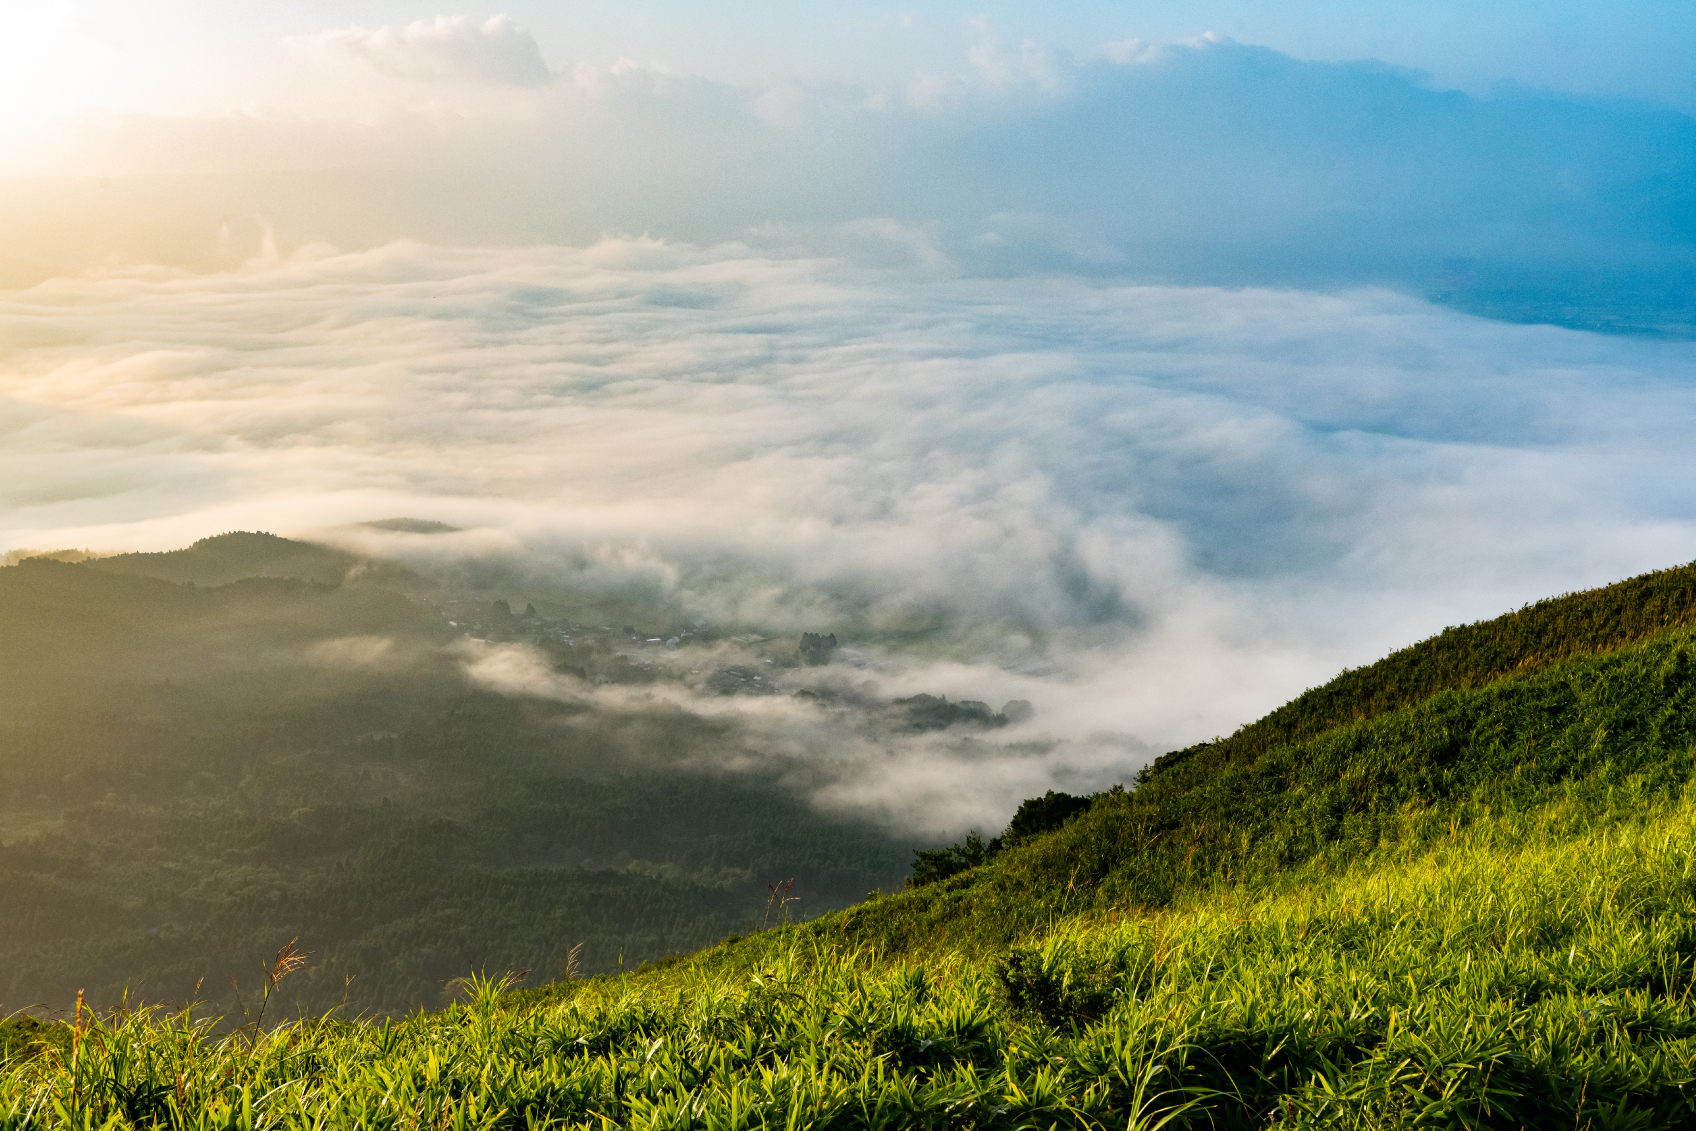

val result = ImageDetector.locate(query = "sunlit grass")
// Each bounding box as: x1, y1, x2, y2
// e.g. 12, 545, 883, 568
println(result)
10, 783, 1696, 1128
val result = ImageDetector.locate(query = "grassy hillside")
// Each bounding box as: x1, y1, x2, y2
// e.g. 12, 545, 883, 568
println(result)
1154, 558, 1696, 779
816, 584, 1696, 959
9, 559, 1696, 1126
10, 775, 1696, 1127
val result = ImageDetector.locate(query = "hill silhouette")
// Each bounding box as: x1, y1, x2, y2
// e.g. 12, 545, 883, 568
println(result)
360, 518, 462, 535
86, 531, 357, 586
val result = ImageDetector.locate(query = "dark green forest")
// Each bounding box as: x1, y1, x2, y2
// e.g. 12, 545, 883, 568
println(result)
0, 537, 920, 1018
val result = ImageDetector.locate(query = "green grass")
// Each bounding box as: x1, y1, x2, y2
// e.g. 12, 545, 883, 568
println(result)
1149, 558, 1696, 780
12, 781, 1696, 1127
829, 621, 1696, 961
11, 562, 1696, 1126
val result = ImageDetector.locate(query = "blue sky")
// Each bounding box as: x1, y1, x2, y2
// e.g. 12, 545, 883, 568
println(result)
465, 0, 1696, 110
7, 2, 1693, 114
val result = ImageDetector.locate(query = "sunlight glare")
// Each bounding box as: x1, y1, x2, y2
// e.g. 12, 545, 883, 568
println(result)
0, 4, 166, 174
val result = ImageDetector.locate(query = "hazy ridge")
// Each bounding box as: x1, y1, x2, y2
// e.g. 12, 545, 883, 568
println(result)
0, 531, 1027, 1017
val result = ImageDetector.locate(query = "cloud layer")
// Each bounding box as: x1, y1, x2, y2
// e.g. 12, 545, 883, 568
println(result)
6, 36, 1692, 335
3, 239, 1694, 828
287, 16, 553, 87
5, 17, 1693, 832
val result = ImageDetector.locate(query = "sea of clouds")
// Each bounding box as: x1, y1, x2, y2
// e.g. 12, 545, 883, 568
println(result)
2, 16, 1694, 832
4, 237, 1695, 830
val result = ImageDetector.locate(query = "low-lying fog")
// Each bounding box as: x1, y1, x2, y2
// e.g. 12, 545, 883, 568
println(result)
5, 239, 1695, 833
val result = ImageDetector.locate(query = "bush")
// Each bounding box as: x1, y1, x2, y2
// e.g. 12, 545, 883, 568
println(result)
910, 831, 1001, 887
1004, 790, 1093, 843
992, 945, 1116, 1027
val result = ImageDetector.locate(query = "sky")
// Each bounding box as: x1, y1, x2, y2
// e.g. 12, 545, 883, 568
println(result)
2, 3, 1695, 828
5, 2, 1696, 124
3, 3, 1693, 324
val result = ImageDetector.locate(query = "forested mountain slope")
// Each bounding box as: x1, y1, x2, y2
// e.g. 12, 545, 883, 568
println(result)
0, 553, 915, 1017
84, 531, 361, 587
11, 563, 1696, 1127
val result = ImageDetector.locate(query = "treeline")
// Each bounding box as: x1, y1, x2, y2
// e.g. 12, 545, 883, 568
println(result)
0, 696, 914, 1016
909, 790, 1093, 886
0, 753, 912, 1017
84, 531, 362, 587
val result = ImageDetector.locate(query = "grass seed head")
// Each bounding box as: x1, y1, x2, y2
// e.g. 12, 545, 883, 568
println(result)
267, 939, 309, 990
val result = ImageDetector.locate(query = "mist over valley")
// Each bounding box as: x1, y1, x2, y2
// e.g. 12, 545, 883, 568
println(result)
0, 528, 1133, 1015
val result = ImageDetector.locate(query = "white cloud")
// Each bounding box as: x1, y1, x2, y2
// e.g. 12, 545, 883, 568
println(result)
288, 15, 552, 87
1100, 39, 1164, 66
4, 18, 1692, 834
7, 36, 1690, 334
2, 239, 1694, 829
966, 24, 1064, 92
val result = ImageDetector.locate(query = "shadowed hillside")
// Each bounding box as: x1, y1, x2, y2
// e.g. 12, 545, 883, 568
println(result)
85, 531, 359, 586
0, 550, 916, 1017
1152, 559, 1696, 781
